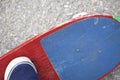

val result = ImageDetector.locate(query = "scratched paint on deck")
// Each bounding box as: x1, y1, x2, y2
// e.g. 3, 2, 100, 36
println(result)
41, 17, 120, 80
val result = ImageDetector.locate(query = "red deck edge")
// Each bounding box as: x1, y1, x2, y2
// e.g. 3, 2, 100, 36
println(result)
0, 14, 120, 80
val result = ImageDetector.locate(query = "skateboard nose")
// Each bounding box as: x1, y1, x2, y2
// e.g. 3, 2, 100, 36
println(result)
41, 17, 120, 80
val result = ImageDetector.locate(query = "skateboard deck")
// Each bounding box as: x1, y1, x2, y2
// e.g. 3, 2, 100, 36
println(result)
0, 15, 120, 80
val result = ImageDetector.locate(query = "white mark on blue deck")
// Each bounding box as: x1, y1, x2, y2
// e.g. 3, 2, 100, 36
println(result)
76, 49, 80, 52
94, 18, 99, 25
98, 49, 102, 54
102, 26, 107, 29
80, 58, 85, 62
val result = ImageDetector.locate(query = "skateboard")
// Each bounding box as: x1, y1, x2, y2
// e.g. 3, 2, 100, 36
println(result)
0, 14, 120, 80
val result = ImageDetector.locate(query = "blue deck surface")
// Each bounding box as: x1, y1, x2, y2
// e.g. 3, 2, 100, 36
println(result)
41, 17, 120, 80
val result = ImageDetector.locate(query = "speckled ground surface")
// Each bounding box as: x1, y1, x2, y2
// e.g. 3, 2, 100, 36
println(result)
0, 0, 120, 79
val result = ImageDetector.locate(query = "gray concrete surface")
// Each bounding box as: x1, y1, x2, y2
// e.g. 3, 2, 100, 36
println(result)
0, 0, 120, 79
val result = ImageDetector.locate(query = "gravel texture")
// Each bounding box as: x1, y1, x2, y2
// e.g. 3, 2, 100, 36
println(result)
0, 0, 120, 79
